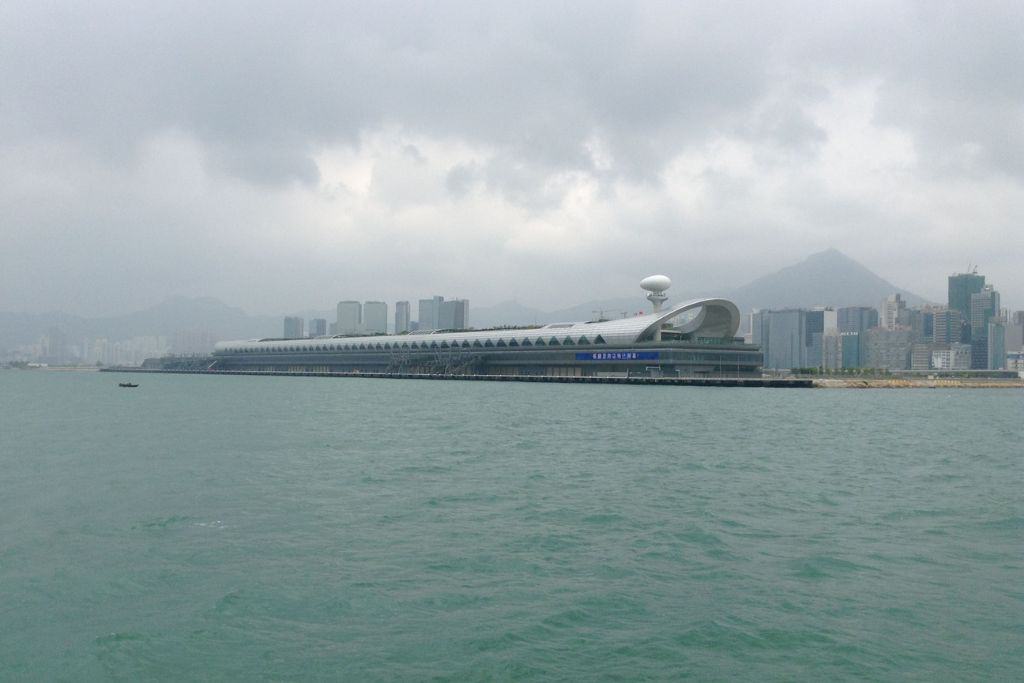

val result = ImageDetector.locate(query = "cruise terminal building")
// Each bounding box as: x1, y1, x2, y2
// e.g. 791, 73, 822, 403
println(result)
209, 278, 764, 378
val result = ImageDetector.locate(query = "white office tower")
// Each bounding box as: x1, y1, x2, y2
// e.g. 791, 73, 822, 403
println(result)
336, 301, 362, 335
822, 308, 838, 334
363, 301, 388, 334
881, 293, 906, 330
395, 301, 411, 333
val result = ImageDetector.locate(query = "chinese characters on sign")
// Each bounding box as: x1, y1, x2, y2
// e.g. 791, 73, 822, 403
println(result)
575, 352, 660, 361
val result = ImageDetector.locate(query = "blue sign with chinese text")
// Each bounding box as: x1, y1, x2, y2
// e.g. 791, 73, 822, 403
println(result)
575, 351, 660, 361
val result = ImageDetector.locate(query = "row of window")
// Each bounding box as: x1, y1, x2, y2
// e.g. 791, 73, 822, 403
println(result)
225, 335, 609, 355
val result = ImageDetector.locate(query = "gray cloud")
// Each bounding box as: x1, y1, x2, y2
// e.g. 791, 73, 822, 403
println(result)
0, 0, 1021, 316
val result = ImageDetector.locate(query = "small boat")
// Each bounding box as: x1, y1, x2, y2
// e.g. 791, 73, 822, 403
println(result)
118, 382, 139, 388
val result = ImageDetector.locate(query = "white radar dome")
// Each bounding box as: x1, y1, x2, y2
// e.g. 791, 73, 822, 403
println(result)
640, 274, 672, 292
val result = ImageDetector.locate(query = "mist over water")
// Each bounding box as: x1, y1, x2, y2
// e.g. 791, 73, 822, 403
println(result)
2, 371, 1021, 680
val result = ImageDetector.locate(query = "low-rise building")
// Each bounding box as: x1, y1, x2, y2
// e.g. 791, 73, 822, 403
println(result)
931, 343, 972, 371
910, 343, 933, 371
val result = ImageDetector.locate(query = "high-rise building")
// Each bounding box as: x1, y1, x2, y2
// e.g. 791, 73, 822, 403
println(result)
920, 307, 936, 341
284, 316, 304, 339
418, 296, 443, 331
837, 307, 878, 334
800, 308, 835, 368
881, 293, 907, 331
308, 318, 327, 337
363, 301, 388, 334
395, 301, 411, 333
765, 309, 807, 369
969, 286, 1000, 368
822, 330, 842, 370
970, 286, 999, 338
1005, 311, 1024, 353
864, 328, 913, 371
416, 295, 467, 331
823, 308, 838, 334
755, 308, 841, 369
948, 271, 985, 342
336, 301, 362, 335
431, 295, 443, 329
44, 326, 70, 364
970, 338, 988, 370
836, 307, 877, 368
841, 332, 862, 368
932, 308, 959, 344
905, 307, 933, 342
987, 320, 1006, 370
750, 310, 771, 361
438, 299, 469, 330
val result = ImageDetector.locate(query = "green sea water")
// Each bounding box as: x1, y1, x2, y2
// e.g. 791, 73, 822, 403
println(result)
1, 370, 1021, 681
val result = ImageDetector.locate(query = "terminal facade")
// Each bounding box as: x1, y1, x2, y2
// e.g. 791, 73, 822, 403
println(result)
207, 292, 763, 378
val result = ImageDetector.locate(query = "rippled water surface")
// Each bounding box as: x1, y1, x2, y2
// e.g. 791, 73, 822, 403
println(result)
1, 371, 1021, 680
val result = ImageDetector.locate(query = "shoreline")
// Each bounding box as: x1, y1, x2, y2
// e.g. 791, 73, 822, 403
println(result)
97, 367, 812, 388
92, 367, 1024, 388
812, 377, 1024, 389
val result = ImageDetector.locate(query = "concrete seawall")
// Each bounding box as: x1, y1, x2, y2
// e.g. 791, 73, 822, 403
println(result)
812, 377, 1024, 389
100, 368, 1024, 388
100, 367, 812, 388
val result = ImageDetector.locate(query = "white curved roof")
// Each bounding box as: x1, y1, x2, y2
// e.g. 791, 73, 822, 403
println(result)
213, 298, 741, 354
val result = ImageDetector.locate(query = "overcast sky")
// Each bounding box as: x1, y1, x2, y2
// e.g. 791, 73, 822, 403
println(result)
1, 0, 1021, 316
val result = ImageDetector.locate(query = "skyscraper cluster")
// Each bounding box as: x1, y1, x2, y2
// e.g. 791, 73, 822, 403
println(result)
282, 295, 469, 339
751, 268, 1019, 372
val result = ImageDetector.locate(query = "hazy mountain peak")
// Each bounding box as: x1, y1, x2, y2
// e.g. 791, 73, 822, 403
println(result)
152, 296, 257, 322
806, 247, 852, 263
728, 248, 926, 313
777, 248, 863, 275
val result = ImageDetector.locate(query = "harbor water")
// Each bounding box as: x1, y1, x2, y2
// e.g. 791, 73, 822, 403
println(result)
1, 371, 1021, 680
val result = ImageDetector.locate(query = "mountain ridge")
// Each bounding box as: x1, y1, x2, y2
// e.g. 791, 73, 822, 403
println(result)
0, 249, 929, 348
725, 248, 927, 315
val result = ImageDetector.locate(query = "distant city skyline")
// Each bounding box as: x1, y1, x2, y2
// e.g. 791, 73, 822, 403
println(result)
749, 265, 1018, 372
5, 258, 1023, 370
